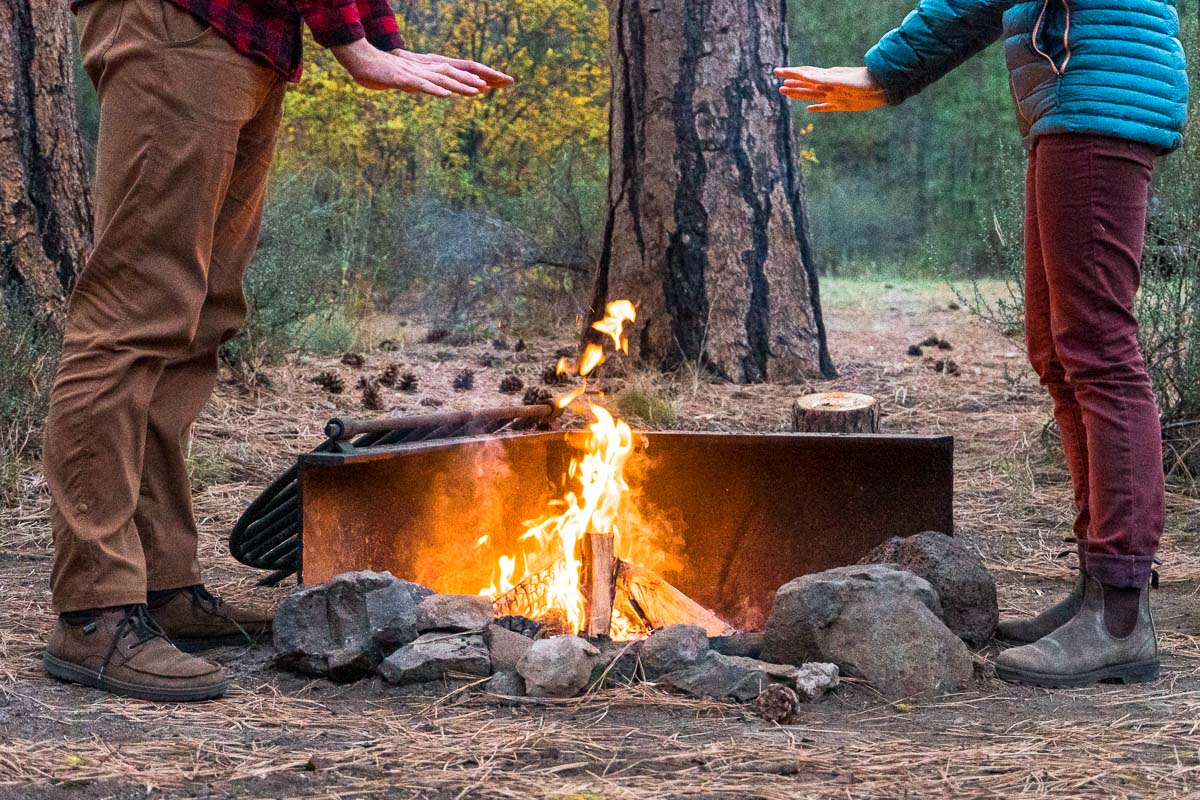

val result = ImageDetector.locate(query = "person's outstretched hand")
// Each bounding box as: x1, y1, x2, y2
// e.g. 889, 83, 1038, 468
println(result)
332, 39, 514, 97
774, 66, 887, 112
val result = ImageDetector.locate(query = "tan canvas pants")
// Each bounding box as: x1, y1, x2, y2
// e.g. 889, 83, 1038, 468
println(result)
45, 0, 286, 612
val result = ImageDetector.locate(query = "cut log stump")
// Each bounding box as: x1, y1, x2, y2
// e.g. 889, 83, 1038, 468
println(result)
791, 392, 880, 434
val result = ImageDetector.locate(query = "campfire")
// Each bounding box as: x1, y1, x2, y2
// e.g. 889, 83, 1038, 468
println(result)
476, 300, 734, 640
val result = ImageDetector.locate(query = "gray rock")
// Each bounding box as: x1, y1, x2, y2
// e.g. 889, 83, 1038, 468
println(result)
486, 670, 527, 697
792, 662, 840, 700
485, 623, 534, 672
860, 531, 998, 646
639, 624, 709, 677
274, 571, 433, 682
661, 652, 794, 702
762, 564, 972, 697
377, 632, 491, 685
517, 635, 600, 697
416, 594, 494, 633
590, 639, 644, 687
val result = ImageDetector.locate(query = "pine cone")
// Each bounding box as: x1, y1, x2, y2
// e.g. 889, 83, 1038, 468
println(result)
478, 354, 503, 369
312, 371, 344, 394
424, 328, 451, 344
453, 368, 476, 391
340, 352, 365, 368
523, 386, 552, 406
541, 364, 569, 386
492, 338, 510, 351
398, 372, 419, 392
360, 379, 383, 411
419, 397, 444, 408
499, 374, 524, 394
756, 684, 800, 724
513, 338, 527, 353
379, 363, 401, 387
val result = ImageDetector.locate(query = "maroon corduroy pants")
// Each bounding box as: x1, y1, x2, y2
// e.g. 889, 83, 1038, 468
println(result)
1024, 133, 1164, 588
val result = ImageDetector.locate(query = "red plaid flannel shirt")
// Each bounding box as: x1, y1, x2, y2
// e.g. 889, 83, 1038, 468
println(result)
72, 0, 405, 82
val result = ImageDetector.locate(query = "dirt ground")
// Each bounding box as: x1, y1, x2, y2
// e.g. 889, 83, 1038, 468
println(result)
2, 279, 1199, 799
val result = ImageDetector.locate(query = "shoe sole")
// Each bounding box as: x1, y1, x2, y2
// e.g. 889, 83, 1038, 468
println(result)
170, 632, 268, 653
995, 658, 1160, 688
43, 653, 228, 702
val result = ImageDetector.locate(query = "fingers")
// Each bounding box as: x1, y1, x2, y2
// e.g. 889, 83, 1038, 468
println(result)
448, 58, 515, 87
806, 103, 836, 113
780, 84, 825, 101
408, 63, 481, 96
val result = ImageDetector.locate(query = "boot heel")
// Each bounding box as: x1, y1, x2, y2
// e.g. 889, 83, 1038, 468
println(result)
1115, 659, 1160, 684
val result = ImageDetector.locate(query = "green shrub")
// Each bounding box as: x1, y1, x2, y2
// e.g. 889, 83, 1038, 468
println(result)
0, 294, 61, 502
225, 171, 383, 368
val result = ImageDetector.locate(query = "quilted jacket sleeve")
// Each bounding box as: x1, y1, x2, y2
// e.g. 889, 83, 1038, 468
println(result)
863, 0, 1017, 105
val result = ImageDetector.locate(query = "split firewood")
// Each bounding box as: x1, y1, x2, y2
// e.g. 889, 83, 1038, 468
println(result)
581, 534, 619, 639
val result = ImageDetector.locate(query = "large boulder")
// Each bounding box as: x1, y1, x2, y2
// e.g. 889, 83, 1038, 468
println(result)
517, 635, 600, 697
274, 571, 433, 682
762, 565, 972, 697
416, 594, 494, 633
860, 531, 998, 646
377, 632, 491, 685
660, 653, 837, 703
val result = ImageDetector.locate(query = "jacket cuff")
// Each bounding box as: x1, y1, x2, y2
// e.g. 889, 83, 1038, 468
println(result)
863, 46, 918, 106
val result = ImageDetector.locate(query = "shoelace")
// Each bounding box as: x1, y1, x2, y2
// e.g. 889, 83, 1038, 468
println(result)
98, 605, 167, 682
187, 585, 254, 646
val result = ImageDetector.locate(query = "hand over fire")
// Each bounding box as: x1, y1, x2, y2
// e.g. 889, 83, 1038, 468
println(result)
332, 39, 514, 97
774, 66, 887, 112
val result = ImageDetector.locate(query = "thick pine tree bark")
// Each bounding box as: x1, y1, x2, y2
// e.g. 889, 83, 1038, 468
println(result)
593, 0, 834, 382
0, 0, 92, 326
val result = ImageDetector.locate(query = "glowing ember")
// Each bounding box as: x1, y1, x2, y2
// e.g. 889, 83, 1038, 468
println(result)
479, 300, 649, 636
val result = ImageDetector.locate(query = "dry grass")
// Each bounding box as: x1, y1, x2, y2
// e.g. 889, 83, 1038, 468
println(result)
1, 279, 1198, 799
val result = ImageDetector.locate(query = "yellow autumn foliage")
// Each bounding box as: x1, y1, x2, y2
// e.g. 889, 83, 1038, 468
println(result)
278, 0, 610, 199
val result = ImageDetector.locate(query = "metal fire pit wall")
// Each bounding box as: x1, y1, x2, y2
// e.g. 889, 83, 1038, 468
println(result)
298, 431, 953, 630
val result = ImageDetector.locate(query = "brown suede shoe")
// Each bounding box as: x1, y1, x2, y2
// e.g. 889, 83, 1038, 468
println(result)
44, 605, 228, 702
994, 577, 1158, 688
995, 573, 1086, 644
148, 585, 273, 652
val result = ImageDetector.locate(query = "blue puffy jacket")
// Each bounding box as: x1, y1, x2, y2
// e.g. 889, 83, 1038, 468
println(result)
863, 0, 1189, 151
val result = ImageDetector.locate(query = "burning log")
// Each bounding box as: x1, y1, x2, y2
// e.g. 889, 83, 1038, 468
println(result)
616, 562, 735, 637
791, 391, 880, 434
491, 549, 735, 639
581, 533, 619, 638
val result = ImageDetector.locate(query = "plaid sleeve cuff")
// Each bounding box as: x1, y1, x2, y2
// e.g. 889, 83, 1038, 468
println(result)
296, 0, 367, 48
358, 0, 405, 51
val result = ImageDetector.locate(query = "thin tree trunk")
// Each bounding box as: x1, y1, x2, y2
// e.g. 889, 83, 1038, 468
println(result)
593, 0, 834, 382
0, 0, 92, 326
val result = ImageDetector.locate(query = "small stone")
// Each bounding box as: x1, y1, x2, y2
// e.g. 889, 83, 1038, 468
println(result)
590, 640, 644, 687
639, 624, 709, 677
485, 623, 534, 673
486, 670, 526, 697
416, 594, 494, 633
756, 684, 800, 724
517, 635, 600, 698
860, 531, 998, 646
792, 662, 839, 700
377, 633, 490, 685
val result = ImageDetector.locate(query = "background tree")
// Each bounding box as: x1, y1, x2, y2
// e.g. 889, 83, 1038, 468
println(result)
593, 0, 834, 383
0, 0, 92, 325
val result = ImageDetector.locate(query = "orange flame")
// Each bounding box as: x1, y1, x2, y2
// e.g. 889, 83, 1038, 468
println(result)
482, 300, 647, 636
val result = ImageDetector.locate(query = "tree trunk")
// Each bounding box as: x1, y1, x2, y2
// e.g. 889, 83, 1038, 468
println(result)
592, 0, 834, 383
0, 0, 92, 326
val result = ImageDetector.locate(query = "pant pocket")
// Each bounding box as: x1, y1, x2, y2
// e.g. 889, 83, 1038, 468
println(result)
157, 0, 214, 47
77, 0, 127, 84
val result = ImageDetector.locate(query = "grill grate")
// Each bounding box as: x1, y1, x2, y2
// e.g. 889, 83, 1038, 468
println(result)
228, 404, 561, 586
